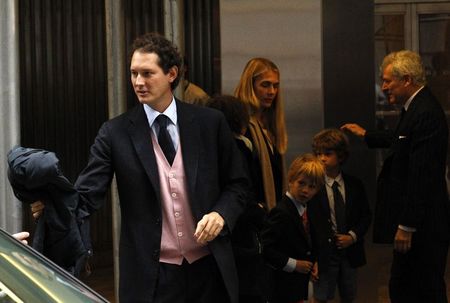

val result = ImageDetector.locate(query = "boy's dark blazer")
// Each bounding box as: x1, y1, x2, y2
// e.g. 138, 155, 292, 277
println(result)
308, 173, 372, 273
261, 194, 314, 302
75, 100, 249, 303
365, 87, 450, 244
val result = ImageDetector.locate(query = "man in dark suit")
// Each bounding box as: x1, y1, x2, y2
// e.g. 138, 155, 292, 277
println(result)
32, 33, 248, 303
342, 50, 450, 303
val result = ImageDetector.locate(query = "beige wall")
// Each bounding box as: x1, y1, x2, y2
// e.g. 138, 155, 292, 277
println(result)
220, 0, 323, 164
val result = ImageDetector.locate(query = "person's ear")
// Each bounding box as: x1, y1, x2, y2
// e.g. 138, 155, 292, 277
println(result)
167, 66, 178, 83
403, 75, 413, 87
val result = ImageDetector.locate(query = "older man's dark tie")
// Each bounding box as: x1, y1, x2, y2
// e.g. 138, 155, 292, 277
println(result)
395, 107, 406, 133
155, 115, 175, 165
332, 181, 346, 233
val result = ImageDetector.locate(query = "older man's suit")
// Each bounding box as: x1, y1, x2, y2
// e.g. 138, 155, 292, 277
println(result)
365, 87, 450, 302
75, 100, 248, 303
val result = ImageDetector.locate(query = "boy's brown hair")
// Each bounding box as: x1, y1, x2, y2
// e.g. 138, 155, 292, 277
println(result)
288, 153, 325, 187
312, 128, 349, 163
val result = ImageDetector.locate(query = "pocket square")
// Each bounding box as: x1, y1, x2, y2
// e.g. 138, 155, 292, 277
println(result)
398, 135, 407, 139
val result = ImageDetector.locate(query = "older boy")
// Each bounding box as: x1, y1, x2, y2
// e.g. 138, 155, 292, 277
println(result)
308, 128, 372, 303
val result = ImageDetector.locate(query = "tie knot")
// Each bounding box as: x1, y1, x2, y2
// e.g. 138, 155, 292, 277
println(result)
332, 181, 339, 190
155, 114, 169, 128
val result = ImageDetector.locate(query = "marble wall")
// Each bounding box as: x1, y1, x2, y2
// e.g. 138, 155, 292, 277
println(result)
220, 0, 323, 164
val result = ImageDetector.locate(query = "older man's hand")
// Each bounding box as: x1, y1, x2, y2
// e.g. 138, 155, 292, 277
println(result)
341, 123, 367, 138
394, 228, 413, 253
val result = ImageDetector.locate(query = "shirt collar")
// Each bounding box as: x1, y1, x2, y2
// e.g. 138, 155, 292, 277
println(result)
404, 86, 424, 111
143, 97, 177, 128
325, 173, 343, 187
286, 191, 307, 215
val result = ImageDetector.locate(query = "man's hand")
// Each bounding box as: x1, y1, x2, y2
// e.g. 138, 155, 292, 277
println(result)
295, 260, 313, 274
194, 211, 225, 245
394, 228, 413, 253
13, 232, 30, 245
31, 201, 45, 219
335, 233, 354, 249
341, 123, 367, 138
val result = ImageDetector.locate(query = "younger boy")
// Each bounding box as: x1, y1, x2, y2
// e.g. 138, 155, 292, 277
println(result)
308, 128, 372, 303
262, 153, 325, 303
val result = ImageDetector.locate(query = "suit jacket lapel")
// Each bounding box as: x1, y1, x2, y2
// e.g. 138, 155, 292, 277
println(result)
127, 105, 161, 201
176, 100, 200, 199
342, 174, 353, 218
318, 187, 331, 216
395, 87, 427, 137
282, 195, 311, 247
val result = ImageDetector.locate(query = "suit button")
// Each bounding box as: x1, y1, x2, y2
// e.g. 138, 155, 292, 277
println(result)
306, 251, 311, 256
155, 218, 161, 225
328, 238, 332, 243
152, 249, 159, 260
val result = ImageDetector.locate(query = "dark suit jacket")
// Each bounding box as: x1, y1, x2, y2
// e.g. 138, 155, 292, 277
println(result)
308, 173, 372, 273
231, 138, 268, 297
7, 147, 91, 276
75, 100, 249, 303
261, 194, 314, 302
366, 87, 450, 244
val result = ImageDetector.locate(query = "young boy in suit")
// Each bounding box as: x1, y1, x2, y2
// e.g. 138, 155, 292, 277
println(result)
308, 128, 372, 303
262, 153, 325, 303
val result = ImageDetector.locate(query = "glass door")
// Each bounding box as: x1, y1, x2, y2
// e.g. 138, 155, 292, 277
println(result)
374, 3, 409, 170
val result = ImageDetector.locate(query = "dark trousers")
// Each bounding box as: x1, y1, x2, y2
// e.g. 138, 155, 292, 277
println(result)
239, 294, 266, 303
389, 239, 449, 303
153, 255, 229, 303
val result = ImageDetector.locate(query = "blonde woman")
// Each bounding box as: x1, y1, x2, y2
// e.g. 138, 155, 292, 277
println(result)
235, 58, 288, 211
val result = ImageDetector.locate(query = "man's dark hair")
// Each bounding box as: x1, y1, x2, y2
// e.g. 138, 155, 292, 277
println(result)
130, 32, 183, 90
206, 95, 250, 135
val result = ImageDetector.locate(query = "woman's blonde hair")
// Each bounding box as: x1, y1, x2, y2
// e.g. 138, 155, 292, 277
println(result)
234, 58, 288, 154
288, 153, 325, 188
